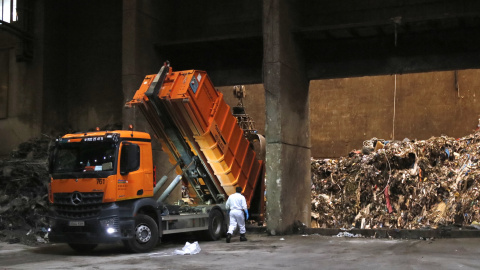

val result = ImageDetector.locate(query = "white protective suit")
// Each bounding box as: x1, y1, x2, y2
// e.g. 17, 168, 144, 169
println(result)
225, 192, 247, 234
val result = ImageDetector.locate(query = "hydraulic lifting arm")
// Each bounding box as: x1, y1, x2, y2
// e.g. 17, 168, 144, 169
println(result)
126, 63, 264, 207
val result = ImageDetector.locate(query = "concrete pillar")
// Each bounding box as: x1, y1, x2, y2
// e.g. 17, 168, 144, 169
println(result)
263, 0, 311, 234
122, 0, 163, 129
122, 1, 181, 204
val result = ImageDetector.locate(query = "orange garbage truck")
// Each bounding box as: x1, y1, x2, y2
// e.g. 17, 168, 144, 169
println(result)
47, 63, 265, 253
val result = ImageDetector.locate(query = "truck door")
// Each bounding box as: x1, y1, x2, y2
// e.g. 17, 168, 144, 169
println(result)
117, 142, 146, 200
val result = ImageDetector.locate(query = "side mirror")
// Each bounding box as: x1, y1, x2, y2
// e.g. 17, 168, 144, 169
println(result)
120, 143, 140, 175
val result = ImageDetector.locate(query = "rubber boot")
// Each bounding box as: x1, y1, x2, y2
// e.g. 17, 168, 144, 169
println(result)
226, 233, 231, 243
240, 234, 247, 242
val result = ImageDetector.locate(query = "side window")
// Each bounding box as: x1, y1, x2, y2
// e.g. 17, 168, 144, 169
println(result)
120, 143, 140, 175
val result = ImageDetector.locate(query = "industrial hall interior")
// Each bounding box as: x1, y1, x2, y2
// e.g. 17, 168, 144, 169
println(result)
1, 0, 480, 252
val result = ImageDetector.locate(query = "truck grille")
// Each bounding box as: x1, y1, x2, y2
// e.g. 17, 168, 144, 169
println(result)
53, 192, 104, 219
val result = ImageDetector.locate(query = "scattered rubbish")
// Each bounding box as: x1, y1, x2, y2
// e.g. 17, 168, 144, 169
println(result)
173, 241, 201, 255
148, 252, 172, 258
293, 220, 307, 233
279, 238, 285, 241
470, 221, 480, 230
335, 232, 362, 238
311, 132, 480, 230
36, 235, 47, 243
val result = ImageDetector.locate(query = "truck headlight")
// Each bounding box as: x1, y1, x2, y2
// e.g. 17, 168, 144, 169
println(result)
100, 217, 118, 234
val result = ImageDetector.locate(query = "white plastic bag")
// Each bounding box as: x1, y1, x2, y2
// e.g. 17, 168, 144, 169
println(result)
173, 241, 201, 255
334, 232, 362, 238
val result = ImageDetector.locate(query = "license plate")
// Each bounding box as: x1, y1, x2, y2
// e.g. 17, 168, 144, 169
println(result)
69, 221, 85, 226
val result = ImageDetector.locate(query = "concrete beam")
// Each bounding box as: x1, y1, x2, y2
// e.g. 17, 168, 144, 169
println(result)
301, 23, 480, 80
263, 0, 311, 235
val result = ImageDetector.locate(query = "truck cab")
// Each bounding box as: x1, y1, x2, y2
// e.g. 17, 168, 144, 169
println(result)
48, 130, 163, 252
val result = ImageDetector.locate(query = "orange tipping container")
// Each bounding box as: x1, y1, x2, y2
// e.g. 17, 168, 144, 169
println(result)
152, 69, 263, 206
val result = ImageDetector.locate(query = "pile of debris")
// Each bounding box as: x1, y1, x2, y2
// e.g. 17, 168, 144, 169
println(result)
0, 136, 52, 245
311, 132, 480, 230
0, 124, 122, 245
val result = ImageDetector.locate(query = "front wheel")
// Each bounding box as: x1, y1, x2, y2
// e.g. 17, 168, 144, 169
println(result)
123, 214, 159, 253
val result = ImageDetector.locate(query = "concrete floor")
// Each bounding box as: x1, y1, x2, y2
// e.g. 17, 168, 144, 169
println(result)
0, 233, 479, 270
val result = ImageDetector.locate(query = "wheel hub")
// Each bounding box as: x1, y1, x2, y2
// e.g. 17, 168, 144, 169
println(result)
135, 224, 152, 243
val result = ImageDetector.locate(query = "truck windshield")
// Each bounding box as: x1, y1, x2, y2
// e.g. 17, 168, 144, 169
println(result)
52, 141, 117, 173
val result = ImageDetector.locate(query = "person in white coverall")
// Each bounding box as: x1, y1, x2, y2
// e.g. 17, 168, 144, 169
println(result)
225, 186, 249, 243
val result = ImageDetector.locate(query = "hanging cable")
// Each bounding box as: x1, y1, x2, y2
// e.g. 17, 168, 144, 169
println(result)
393, 74, 397, 141
391, 16, 401, 141
455, 70, 460, 98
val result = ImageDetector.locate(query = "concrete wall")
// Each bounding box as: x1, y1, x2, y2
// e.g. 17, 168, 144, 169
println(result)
42, 0, 123, 135
2, 0, 124, 156
0, 0, 44, 157
311, 70, 480, 157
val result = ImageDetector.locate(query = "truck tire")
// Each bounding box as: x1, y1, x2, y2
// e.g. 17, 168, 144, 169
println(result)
123, 214, 159, 253
206, 209, 225, 241
68, 243, 97, 253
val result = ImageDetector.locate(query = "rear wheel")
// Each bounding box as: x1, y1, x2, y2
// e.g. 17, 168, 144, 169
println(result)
68, 243, 97, 253
123, 214, 159, 253
206, 209, 225, 241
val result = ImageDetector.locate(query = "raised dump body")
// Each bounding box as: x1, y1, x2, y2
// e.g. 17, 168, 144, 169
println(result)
127, 64, 264, 207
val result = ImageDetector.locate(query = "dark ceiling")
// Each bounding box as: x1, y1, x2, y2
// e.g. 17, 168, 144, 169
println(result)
155, 0, 480, 85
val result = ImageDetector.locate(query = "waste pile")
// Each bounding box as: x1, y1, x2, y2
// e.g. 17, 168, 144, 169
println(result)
311, 132, 480, 231
0, 136, 51, 245
0, 124, 122, 245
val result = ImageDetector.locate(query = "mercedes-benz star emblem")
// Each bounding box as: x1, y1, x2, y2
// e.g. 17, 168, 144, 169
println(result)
71, 192, 82, 205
